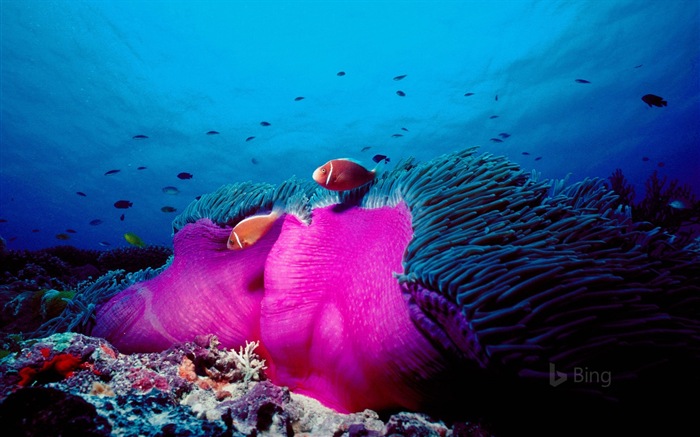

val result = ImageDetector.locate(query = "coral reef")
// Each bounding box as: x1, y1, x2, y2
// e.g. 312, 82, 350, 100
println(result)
0, 244, 172, 291
607, 168, 700, 242
96, 245, 172, 274
0, 332, 487, 436
42, 246, 103, 270
1, 249, 75, 290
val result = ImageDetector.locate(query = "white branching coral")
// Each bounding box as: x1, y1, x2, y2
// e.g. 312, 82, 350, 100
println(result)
229, 340, 267, 383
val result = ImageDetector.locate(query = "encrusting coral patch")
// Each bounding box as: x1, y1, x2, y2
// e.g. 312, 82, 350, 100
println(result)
0, 332, 473, 436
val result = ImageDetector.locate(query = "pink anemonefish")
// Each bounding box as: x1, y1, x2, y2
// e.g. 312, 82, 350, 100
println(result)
227, 208, 282, 250
312, 159, 376, 191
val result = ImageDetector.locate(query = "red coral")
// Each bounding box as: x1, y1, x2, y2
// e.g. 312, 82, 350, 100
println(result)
17, 352, 84, 386
99, 343, 117, 359
128, 368, 169, 392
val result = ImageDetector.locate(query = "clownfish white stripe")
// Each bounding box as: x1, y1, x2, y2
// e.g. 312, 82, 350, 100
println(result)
232, 231, 243, 249
326, 161, 333, 186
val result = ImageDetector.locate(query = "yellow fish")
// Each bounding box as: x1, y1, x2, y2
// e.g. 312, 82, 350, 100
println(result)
227, 207, 282, 250
124, 232, 146, 248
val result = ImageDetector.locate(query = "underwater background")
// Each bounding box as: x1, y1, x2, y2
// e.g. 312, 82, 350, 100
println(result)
1, 0, 698, 251
1, 2, 700, 436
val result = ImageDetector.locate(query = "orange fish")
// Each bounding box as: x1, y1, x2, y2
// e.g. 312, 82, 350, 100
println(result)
227, 208, 282, 250
312, 159, 376, 191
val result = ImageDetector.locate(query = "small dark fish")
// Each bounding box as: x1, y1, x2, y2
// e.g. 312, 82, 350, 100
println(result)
495, 95, 498, 101
489, 115, 499, 119
464, 92, 474, 96
0, 219, 7, 223
294, 96, 305, 101
522, 152, 530, 155
658, 162, 665, 167
337, 71, 346, 76
401, 127, 409, 131
99, 241, 111, 247
246, 136, 255, 142
498, 132, 511, 138
66, 229, 77, 234
393, 74, 407, 81
642, 94, 667, 107
490, 138, 503, 143
634, 64, 643, 69
206, 130, 219, 135
32, 229, 40, 233
120, 214, 125, 221
114, 200, 133, 209
361, 146, 372, 152
251, 158, 259, 165
575, 79, 591, 84
642, 156, 650, 162
56, 233, 70, 240
391, 134, 404, 138
195, 195, 202, 200
260, 121, 271, 126
89, 219, 103, 226
396, 90, 406, 97
132, 134, 149, 140
161, 206, 177, 213
137, 166, 147, 170
162, 186, 180, 195
177, 172, 193, 180
372, 154, 390, 164
76, 191, 87, 197
535, 156, 542, 161
104, 169, 121, 175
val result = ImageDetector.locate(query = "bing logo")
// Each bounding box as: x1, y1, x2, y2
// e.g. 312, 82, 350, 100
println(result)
549, 363, 567, 387
549, 363, 611, 388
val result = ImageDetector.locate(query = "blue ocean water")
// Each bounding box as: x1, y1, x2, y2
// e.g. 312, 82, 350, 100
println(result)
1, 0, 698, 250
